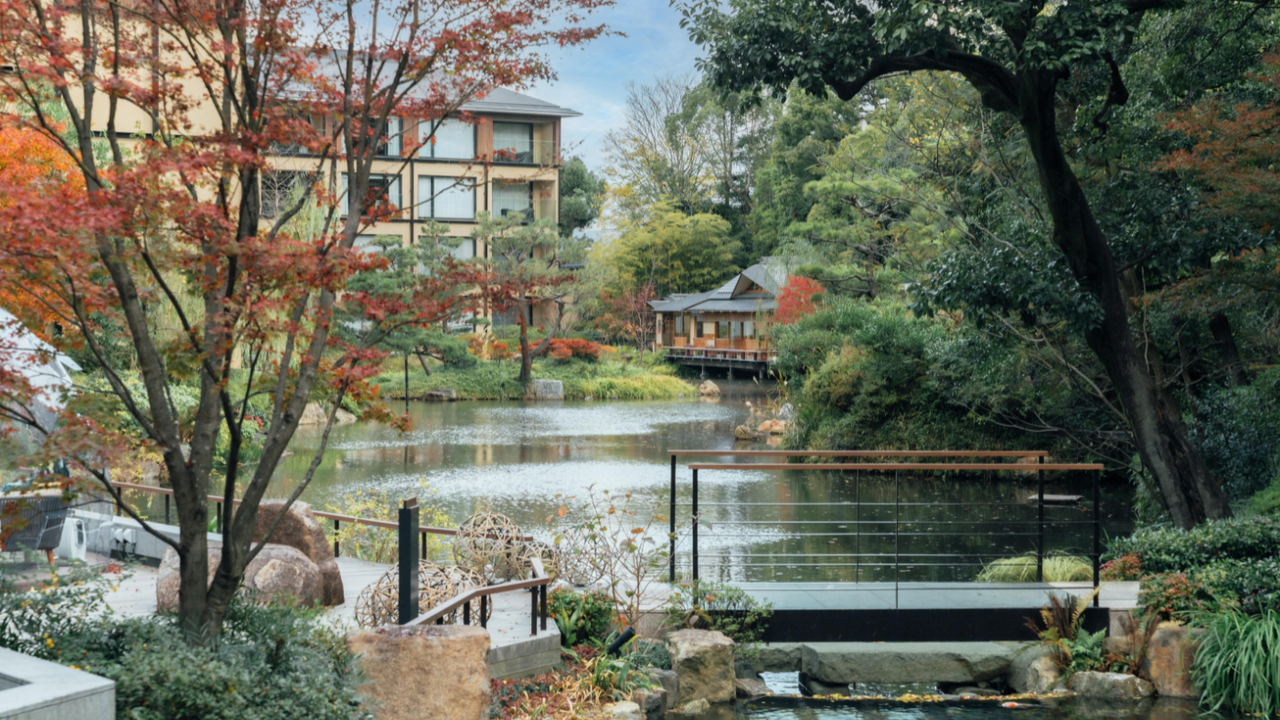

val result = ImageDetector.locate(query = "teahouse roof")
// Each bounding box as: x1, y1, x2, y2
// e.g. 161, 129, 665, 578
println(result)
648, 259, 786, 315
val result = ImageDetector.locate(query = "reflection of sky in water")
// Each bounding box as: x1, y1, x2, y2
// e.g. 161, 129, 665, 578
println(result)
737, 695, 1212, 720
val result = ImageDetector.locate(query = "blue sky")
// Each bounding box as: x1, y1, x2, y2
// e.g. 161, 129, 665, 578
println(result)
525, 0, 702, 172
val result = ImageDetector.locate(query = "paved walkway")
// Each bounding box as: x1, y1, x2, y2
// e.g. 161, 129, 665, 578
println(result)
103, 557, 559, 651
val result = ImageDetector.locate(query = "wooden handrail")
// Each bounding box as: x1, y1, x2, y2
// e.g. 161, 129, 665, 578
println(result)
109, 481, 528, 540
409, 557, 550, 627
687, 462, 1104, 471
669, 450, 1048, 458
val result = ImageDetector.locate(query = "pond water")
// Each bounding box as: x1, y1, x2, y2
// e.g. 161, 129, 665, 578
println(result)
722, 696, 1214, 720
265, 386, 1134, 583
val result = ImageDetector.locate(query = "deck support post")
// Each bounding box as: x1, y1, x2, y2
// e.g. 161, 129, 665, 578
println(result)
669, 455, 677, 582
1037, 456, 1045, 583
692, 468, 699, 582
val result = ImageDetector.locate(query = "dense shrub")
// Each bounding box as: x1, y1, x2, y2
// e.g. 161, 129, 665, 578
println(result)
1186, 369, 1280, 501
1138, 573, 1228, 621
1100, 552, 1142, 581
663, 579, 773, 662
0, 569, 368, 720
1105, 516, 1280, 573
548, 338, 606, 361
547, 588, 616, 646
1194, 608, 1280, 717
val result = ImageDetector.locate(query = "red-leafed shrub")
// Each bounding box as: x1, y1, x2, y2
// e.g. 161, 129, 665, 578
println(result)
548, 338, 603, 361
775, 275, 825, 325
1101, 552, 1142, 581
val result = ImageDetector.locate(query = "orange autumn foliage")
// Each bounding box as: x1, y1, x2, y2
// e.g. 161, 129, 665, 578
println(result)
0, 116, 84, 332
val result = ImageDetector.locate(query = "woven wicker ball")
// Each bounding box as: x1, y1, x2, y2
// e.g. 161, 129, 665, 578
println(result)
353, 561, 493, 628
555, 528, 606, 587
453, 512, 524, 582
517, 539, 561, 580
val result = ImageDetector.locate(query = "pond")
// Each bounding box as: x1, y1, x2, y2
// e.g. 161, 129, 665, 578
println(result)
717, 695, 1214, 720
266, 386, 1135, 583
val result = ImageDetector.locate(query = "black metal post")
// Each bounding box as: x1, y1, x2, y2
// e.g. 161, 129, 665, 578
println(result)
1093, 469, 1101, 607
421, 530, 427, 560
540, 584, 548, 631
164, 495, 170, 525
216, 502, 222, 534
1037, 456, 1045, 583
333, 520, 340, 558
692, 468, 699, 582
530, 587, 538, 636
855, 470, 860, 583
463, 599, 471, 625
670, 455, 677, 582
481, 595, 488, 628
398, 498, 420, 625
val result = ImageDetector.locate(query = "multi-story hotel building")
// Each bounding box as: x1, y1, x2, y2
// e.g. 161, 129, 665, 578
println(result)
262, 87, 580, 260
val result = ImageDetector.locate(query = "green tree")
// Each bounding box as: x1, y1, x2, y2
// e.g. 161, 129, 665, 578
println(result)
678, 0, 1266, 527
477, 213, 585, 384
599, 202, 740, 297
558, 156, 606, 239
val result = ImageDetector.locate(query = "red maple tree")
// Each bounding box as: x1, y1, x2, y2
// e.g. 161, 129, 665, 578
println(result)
0, 0, 608, 642
775, 275, 824, 325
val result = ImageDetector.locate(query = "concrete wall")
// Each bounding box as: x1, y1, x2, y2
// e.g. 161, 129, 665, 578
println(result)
74, 509, 223, 564
0, 648, 114, 720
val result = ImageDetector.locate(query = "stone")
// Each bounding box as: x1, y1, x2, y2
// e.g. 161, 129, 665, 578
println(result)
799, 673, 851, 696
252, 499, 344, 605
1069, 671, 1154, 700
668, 629, 736, 705
800, 642, 1014, 684
299, 401, 357, 425
426, 388, 458, 401
1110, 609, 1137, 639
757, 420, 776, 434
603, 701, 644, 720
348, 624, 490, 720
525, 379, 564, 401
753, 643, 804, 673
769, 420, 787, 435
1141, 625, 1200, 698
1007, 644, 1061, 694
734, 425, 758, 441
952, 686, 999, 697
646, 668, 680, 705
697, 380, 720, 396
157, 544, 323, 611
631, 688, 667, 719
674, 698, 710, 716
735, 677, 771, 698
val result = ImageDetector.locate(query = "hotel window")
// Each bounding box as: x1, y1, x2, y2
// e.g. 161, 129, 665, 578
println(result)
446, 238, 477, 261
419, 118, 476, 160
418, 177, 476, 220
493, 122, 533, 164
376, 116, 402, 157
341, 173, 401, 217
493, 181, 532, 222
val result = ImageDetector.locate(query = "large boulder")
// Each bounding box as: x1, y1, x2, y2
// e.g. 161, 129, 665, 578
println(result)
734, 425, 758, 441
668, 629, 735, 705
299, 402, 357, 425
602, 702, 643, 720
1141, 625, 1200, 698
800, 642, 1013, 684
1069, 671, 1154, 700
252, 499, 344, 606
426, 388, 458, 401
348, 624, 490, 720
525, 379, 564, 401
697, 380, 720, 396
1007, 644, 1062, 694
157, 543, 324, 611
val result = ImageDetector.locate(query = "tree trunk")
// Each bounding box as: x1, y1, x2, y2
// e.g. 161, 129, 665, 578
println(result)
1209, 313, 1249, 387
1018, 71, 1230, 529
517, 301, 534, 384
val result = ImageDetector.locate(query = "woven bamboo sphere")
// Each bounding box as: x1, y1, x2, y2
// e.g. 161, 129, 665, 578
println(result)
453, 512, 523, 582
518, 539, 561, 580
353, 561, 492, 628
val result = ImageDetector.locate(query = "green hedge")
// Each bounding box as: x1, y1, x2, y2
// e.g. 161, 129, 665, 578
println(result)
1105, 516, 1280, 573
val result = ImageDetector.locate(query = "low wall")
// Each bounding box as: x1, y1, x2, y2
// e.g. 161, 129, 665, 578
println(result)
75, 510, 223, 565
0, 648, 114, 720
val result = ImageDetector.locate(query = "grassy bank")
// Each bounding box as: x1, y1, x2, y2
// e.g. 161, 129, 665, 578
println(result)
373, 355, 695, 401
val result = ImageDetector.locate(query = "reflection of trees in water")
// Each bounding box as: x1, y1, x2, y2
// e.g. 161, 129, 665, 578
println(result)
694, 470, 1131, 583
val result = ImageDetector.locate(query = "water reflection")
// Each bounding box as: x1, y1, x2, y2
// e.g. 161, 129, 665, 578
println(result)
266, 390, 1133, 583
727, 697, 1218, 720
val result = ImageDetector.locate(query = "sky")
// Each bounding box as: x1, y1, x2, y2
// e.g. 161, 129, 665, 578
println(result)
525, 0, 703, 173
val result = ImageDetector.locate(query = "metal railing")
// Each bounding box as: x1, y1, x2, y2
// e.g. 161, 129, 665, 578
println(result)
660, 345, 777, 363
108, 482, 533, 560
667, 450, 1103, 606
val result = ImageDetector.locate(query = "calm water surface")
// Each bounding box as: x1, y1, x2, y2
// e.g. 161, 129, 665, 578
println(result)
268, 387, 1134, 582
725, 696, 1215, 720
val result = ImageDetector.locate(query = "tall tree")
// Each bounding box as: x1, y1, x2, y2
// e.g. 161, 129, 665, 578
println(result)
0, 0, 607, 642
558, 156, 606, 239
679, 0, 1260, 527
477, 213, 583, 384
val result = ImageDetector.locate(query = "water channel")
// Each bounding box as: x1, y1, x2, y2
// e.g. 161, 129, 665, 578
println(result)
269, 384, 1135, 583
